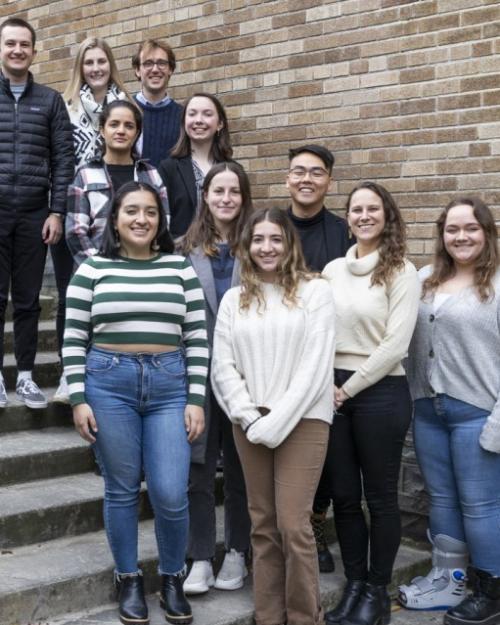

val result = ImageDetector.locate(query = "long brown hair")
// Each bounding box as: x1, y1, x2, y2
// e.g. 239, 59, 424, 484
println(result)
347, 181, 407, 286
179, 162, 253, 256
239, 208, 314, 311
170, 92, 232, 161
422, 197, 499, 302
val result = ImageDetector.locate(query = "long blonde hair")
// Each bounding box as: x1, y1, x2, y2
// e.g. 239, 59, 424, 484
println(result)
63, 37, 132, 109
239, 208, 315, 311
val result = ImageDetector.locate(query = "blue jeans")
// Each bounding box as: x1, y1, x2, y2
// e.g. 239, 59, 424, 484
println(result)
414, 395, 500, 575
85, 346, 190, 575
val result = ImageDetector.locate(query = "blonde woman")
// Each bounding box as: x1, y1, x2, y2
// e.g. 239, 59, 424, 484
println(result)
211, 207, 335, 625
64, 37, 133, 168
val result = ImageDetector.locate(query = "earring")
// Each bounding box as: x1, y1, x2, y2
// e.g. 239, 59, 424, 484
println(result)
151, 238, 160, 251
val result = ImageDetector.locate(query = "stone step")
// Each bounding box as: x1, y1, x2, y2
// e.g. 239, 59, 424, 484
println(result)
0, 388, 72, 434
0, 519, 430, 625
6, 294, 55, 322
0, 427, 94, 486
2, 350, 61, 390
3, 319, 59, 353
0, 473, 153, 549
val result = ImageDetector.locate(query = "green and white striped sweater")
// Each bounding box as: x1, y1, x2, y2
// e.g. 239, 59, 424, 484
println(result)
62, 253, 209, 407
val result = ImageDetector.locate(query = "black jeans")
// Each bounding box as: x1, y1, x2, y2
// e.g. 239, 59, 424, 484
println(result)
0, 208, 48, 371
187, 391, 251, 560
50, 234, 74, 357
330, 369, 412, 585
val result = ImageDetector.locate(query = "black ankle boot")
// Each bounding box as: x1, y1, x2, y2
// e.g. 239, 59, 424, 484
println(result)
325, 580, 365, 624
160, 573, 193, 624
341, 583, 391, 625
444, 567, 500, 625
115, 572, 149, 625
311, 511, 335, 573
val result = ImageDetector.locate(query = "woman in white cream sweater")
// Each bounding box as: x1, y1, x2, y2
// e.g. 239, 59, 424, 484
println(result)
211, 207, 335, 625
322, 181, 421, 625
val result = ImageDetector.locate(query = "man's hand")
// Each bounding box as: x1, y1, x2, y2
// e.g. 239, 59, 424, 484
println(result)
42, 213, 62, 245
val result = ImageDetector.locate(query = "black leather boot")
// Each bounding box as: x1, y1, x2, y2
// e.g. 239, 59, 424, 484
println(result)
444, 567, 500, 625
311, 511, 335, 573
115, 572, 149, 625
341, 583, 391, 625
160, 573, 193, 624
325, 580, 365, 624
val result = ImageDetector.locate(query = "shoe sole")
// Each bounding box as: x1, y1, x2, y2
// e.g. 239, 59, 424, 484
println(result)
159, 597, 193, 624
214, 574, 247, 591
183, 576, 215, 595
119, 614, 149, 625
444, 613, 500, 625
16, 395, 48, 409
53, 395, 70, 404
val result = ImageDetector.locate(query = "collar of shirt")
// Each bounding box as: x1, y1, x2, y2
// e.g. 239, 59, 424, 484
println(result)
136, 91, 171, 107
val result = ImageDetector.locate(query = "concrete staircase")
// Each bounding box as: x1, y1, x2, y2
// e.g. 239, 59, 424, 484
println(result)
0, 300, 433, 625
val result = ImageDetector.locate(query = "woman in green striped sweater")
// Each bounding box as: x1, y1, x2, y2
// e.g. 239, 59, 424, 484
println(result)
63, 181, 209, 625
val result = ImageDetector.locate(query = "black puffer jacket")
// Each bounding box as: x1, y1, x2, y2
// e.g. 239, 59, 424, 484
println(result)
0, 71, 74, 213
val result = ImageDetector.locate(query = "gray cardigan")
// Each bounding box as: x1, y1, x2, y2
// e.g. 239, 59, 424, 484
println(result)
407, 265, 500, 453
188, 247, 240, 463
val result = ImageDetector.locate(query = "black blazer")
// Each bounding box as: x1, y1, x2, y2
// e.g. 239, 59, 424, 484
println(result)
158, 155, 197, 239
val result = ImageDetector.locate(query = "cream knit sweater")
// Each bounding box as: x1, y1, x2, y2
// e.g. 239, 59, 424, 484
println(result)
322, 245, 420, 398
211, 278, 335, 449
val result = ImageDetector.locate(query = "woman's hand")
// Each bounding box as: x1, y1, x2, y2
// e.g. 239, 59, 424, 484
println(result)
185, 404, 205, 442
334, 385, 350, 410
73, 403, 98, 443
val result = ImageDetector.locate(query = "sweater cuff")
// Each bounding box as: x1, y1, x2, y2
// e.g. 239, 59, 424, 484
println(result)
239, 409, 262, 430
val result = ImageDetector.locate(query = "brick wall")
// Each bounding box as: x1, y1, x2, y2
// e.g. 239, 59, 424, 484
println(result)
3, 0, 500, 264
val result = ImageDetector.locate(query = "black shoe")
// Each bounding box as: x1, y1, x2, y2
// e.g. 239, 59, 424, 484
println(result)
444, 567, 500, 625
115, 572, 149, 625
311, 511, 335, 573
341, 583, 391, 625
160, 573, 193, 624
326, 580, 365, 624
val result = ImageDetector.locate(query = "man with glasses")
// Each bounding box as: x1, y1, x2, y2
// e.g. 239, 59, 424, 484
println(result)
132, 39, 181, 168
286, 144, 351, 576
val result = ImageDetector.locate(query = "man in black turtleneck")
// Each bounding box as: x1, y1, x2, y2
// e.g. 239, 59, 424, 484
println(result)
286, 144, 352, 575
287, 144, 351, 271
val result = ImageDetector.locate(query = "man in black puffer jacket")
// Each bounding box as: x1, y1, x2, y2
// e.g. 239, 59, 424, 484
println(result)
0, 17, 74, 409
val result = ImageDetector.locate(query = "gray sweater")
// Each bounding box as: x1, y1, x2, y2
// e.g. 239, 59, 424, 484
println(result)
407, 265, 500, 453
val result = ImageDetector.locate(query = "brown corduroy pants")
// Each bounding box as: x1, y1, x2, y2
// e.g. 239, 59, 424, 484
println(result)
233, 419, 329, 625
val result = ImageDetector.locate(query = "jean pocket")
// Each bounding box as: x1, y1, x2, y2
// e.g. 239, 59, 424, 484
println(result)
156, 353, 186, 378
86, 353, 117, 372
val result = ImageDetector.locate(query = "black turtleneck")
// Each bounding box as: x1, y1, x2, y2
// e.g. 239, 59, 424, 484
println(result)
288, 207, 329, 272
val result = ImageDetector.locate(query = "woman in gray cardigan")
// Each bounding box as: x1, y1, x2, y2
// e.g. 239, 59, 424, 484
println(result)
399, 197, 500, 625
177, 161, 253, 595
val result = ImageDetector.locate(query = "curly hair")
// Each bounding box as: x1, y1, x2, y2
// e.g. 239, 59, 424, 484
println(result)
179, 161, 253, 257
422, 197, 499, 302
239, 208, 315, 311
346, 181, 407, 286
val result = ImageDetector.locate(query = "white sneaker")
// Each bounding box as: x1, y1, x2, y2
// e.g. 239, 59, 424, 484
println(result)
214, 549, 247, 591
53, 374, 70, 404
183, 560, 214, 595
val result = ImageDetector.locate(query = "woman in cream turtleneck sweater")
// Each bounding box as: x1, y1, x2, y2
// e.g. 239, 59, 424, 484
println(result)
322, 182, 421, 625
211, 207, 335, 625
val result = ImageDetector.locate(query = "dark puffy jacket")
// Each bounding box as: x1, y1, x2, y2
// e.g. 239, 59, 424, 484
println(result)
0, 71, 74, 213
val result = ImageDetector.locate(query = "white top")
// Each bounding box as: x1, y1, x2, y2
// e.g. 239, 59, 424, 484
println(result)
211, 278, 335, 449
433, 292, 452, 312
322, 245, 421, 398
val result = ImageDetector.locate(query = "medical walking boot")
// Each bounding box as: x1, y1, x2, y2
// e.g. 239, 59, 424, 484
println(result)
444, 567, 500, 625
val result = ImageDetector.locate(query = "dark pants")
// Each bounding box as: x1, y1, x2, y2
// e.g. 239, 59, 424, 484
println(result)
187, 391, 251, 560
50, 235, 74, 356
330, 369, 412, 586
0, 208, 48, 371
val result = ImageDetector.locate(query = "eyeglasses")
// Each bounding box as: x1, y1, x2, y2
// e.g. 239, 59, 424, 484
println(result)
288, 167, 329, 180
140, 60, 170, 70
